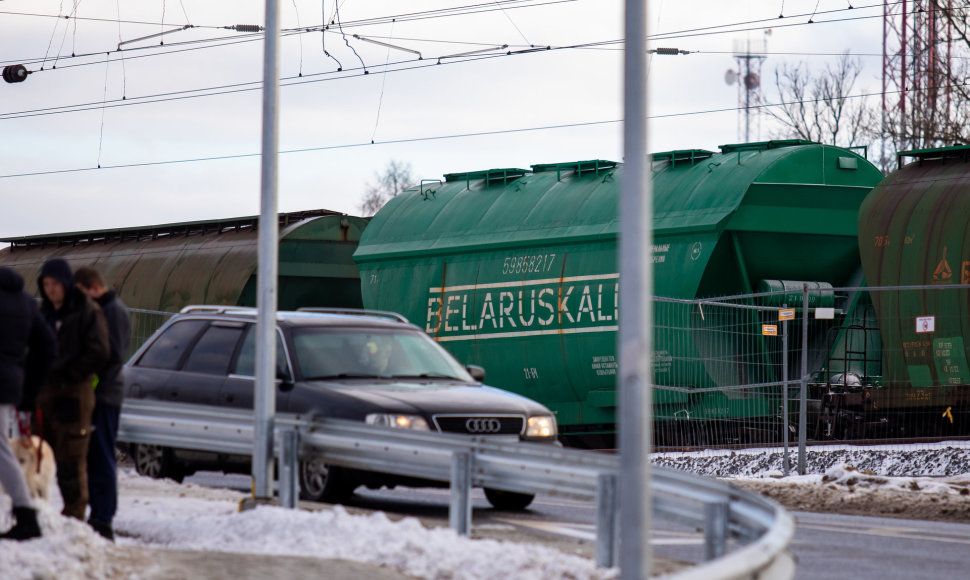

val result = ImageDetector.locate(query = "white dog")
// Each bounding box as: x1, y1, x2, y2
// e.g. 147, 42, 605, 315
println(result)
11, 435, 55, 504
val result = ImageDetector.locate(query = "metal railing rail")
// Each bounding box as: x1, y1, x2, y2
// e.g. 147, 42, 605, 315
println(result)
118, 399, 794, 578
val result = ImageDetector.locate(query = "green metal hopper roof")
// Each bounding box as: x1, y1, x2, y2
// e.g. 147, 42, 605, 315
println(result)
357, 142, 883, 260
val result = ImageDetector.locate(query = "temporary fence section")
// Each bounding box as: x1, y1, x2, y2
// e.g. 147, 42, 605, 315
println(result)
126, 283, 970, 461
128, 308, 174, 353
654, 284, 970, 467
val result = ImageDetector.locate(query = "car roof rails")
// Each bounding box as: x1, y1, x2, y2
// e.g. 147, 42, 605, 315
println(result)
296, 307, 410, 324
179, 305, 259, 316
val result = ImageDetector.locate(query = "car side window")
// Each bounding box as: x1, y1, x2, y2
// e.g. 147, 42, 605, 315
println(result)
231, 325, 288, 378
136, 320, 208, 370
183, 325, 245, 375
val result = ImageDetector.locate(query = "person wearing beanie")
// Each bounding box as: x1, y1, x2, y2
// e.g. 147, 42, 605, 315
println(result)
0, 267, 57, 541
35, 258, 110, 521
75, 266, 130, 541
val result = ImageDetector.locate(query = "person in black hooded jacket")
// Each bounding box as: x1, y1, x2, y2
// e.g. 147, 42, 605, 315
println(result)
0, 266, 56, 540
35, 258, 110, 521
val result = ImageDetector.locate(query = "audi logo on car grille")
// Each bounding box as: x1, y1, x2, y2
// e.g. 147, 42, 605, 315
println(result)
465, 418, 502, 433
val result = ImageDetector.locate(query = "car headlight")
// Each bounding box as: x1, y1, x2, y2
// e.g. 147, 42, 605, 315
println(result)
365, 413, 431, 430
525, 415, 557, 438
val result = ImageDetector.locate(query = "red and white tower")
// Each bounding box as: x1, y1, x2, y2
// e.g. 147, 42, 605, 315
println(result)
882, 0, 955, 150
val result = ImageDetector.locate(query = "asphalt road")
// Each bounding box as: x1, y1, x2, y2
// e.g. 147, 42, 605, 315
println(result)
184, 471, 970, 578
790, 511, 970, 580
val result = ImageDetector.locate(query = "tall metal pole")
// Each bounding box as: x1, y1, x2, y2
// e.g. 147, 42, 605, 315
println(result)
619, 0, 651, 577
798, 284, 809, 475
253, 0, 280, 500
782, 317, 789, 477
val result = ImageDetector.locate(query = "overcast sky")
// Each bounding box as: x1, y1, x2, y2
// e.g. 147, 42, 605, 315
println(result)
0, 1, 883, 237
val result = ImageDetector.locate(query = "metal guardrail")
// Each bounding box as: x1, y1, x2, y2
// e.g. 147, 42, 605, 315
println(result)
118, 399, 794, 577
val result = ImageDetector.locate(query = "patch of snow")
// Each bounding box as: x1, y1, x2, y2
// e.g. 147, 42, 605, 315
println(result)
0, 468, 616, 580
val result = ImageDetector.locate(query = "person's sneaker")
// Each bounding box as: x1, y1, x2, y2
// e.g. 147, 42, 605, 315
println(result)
87, 518, 114, 541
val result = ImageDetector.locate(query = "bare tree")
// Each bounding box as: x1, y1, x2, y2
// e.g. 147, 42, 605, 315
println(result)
764, 52, 876, 150
359, 160, 414, 217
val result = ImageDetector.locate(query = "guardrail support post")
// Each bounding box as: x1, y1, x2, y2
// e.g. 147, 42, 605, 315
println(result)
278, 430, 299, 509
704, 500, 729, 560
596, 473, 619, 568
449, 451, 472, 536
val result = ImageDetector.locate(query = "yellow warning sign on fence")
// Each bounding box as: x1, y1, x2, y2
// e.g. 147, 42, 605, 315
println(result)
778, 309, 795, 321
762, 324, 778, 336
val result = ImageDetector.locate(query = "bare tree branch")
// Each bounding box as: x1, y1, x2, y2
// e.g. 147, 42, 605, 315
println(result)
359, 160, 415, 217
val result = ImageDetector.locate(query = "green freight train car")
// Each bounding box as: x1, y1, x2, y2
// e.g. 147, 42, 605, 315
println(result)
819, 145, 970, 438
0, 209, 368, 319
354, 141, 885, 446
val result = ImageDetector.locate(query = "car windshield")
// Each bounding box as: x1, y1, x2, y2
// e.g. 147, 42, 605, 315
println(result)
292, 326, 474, 382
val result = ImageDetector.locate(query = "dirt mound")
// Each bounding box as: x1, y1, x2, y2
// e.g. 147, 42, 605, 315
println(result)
730, 464, 970, 522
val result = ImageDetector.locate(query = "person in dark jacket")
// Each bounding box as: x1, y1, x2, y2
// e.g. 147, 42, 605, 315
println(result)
0, 267, 57, 540
36, 258, 110, 521
75, 266, 130, 540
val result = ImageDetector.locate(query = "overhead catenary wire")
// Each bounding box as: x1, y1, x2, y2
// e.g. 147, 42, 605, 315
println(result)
0, 0, 903, 72
0, 78, 959, 181
0, 0, 916, 87
0, 0, 919, 123
0, 15, 947, 125
0, 38, 608, 121
0, 0, 574, 80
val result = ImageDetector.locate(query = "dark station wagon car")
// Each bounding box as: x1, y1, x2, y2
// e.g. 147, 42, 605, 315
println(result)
123, 306, 558, 510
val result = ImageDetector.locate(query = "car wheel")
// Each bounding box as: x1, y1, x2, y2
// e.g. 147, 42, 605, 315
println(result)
484, 488, 535, 510
299, 458, 354, 503
133, 444, 184, 483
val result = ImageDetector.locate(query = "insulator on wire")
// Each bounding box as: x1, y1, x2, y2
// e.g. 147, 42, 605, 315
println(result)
653, 47, 685, 55
2, 64, 29, 84
233, 24, 262, 33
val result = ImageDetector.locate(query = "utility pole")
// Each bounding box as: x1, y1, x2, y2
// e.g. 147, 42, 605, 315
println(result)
619, 0, 651, 577
253, 0, 280, 500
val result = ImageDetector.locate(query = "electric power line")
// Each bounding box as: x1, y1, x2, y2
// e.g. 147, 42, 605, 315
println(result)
1, 79, 962, 181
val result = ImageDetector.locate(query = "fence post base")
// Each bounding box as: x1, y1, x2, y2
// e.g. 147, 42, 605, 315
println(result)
595, 473, 618, 568
450, 451, 472, 536
278, 429, 300, 509
704, 500, 729, 560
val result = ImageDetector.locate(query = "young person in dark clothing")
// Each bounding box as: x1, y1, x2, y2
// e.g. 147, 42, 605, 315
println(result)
0, 267, 57, 541
36, 258, 110, 521
75, 266, 130, 540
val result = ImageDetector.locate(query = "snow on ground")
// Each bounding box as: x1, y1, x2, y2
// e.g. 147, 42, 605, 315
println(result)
0, 468, 617, 580
653, 441, 970, 478
2, 442, 969, 579
655, 441, 970, 522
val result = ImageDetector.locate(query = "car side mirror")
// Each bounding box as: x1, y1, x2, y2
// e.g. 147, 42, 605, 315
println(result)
465, 364, 486, 382
276, 369, 295, 391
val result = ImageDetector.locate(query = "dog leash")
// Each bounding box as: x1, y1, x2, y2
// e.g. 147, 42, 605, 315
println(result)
16, 410, 44, 474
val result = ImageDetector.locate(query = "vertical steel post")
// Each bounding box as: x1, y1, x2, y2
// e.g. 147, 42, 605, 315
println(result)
620, 0, 651, 577
782, 316, 789, 477
450, 451, 472, 536
799, 284, 809, 475
253, 0, 281, 500
596, 473, 619, 568
279, 430, 299, 508
704, 500, 729, 561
